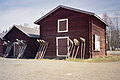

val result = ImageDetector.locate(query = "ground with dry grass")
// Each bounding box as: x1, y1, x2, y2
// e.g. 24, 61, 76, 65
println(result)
66, 55, 120, 62
0, 57, 120, 80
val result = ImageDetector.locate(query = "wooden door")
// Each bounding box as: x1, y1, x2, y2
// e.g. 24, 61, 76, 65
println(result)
56, 37, 69, 57
13, 42, 20, 57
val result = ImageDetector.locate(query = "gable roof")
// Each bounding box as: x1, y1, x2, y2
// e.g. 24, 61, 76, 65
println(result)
3, 25, 40, 38
34, 5, 107, 25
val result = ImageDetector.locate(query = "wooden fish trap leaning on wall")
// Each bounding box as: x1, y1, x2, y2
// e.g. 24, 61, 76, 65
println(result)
3, 41, 13, 58
3, 39, 27, 59
67, 37, 86, 59
15, 39, 27, 59
35, 39, 48, 59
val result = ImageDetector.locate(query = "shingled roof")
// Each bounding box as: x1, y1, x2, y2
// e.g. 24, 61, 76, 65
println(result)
4, 25, 39, 38
34, 5, 107, 25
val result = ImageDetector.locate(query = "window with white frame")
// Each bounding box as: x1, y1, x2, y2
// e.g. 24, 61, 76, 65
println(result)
93, 34, 100, 51
58, 19, 68, 32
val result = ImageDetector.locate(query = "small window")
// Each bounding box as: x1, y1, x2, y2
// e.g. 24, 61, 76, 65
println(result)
58, 19, 68, 32
93, 35, 100, 51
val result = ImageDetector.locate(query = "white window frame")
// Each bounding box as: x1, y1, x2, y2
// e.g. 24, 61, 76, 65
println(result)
94, 34, 100, 51
56, 36, 69, 57
57, 18, 68, 33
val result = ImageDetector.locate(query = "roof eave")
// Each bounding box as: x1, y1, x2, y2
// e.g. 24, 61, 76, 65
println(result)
93, 14, 108, 26
3, 25, 15, 39
3, 25, 40, 39
34, 5, 61, 24
34, 5, 94, 24
34, 5, 107, 26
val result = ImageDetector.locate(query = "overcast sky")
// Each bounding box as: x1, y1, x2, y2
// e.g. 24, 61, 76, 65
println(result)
0, 0, 120, 32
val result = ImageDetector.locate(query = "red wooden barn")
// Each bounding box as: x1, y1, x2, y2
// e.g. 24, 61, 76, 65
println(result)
35, 5, 107, 59
0, 33, 4, 57
3, 25, 39, 58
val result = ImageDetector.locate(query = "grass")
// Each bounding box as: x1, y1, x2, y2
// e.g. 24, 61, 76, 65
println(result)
65, 55, 120, 63
1, 56, 120, 63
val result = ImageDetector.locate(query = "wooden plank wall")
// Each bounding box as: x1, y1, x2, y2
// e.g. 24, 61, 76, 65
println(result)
0, 39, 3, 56
3, 27, 39, 58
91, 16, 106, 57
40, 8, 91, 58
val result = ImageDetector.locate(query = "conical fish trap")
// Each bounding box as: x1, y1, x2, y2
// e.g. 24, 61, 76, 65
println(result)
73, 39, 80, 46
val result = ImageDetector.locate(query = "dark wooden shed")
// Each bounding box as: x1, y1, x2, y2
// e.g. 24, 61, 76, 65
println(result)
3, 25, 39, 58
34, 5, 107, 59
0, 33, 4, 57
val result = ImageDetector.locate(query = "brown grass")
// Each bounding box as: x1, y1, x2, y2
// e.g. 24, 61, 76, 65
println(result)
66, 55, 120, 62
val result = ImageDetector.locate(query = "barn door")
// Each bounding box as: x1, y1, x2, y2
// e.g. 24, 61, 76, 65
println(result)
13, 42, 20, 57
56, 37, 69, 57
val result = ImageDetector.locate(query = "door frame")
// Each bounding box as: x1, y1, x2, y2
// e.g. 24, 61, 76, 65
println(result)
13, 42, 19, 57
56, 36, 69, 57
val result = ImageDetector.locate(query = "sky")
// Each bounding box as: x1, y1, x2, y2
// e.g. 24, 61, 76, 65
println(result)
0, 0, 120, 32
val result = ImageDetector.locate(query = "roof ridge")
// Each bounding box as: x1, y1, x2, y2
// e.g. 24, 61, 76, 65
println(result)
3, 25, 39, 38
34, 5, 106, 25
14, 24, 38, 30
58, 5, 94, 15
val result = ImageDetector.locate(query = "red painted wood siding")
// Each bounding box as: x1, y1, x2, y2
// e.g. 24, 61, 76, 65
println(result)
39, 8, 90, 58
91, 16, 106, 57
4, 27, 39, 58
0, 39, 3, 56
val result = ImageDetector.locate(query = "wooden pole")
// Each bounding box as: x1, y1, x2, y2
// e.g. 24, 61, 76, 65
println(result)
74, 46, 79, 59
71, 46, 75, 59
35, 40, 43, 59
81, 42, 83, 59
83, 42, 85, 59
35, 43, 42, 59
41, 42, 48, 59
67, 39, 74, 59
80, 37, 85, 59
73, 39, 80, 59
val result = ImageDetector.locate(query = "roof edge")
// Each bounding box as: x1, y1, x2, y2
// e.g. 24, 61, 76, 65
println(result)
94, 14, 108, 25
3, 25, 40, 39
34, 5, 94, 24
34, 5, 107, 25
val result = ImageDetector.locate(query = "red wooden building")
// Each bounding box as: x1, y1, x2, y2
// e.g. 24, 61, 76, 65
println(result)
35, 5, 107, 59
3, 25, 39, 58
0, 33, 4, 57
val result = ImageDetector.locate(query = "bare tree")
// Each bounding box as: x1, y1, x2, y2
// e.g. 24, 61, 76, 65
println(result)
112, 12, 120, 49
102, 12, 120, 50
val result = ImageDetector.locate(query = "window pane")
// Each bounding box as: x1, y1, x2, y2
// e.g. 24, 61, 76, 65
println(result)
59, 20, 66, 31
93, 35, 100, 51
58, 19, 68, 32
95, 35, 100, 51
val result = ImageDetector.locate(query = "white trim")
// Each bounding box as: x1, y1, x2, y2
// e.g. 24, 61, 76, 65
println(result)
56, 36, 69, 57
95, 35, 100, 51
35, 5, 94, 24
34, 5, 106, 25
93, 34, 100, 51
57, 19, 68, 33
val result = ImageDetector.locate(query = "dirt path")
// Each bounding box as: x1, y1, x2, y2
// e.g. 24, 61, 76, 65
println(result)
0, 58, 120, 80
